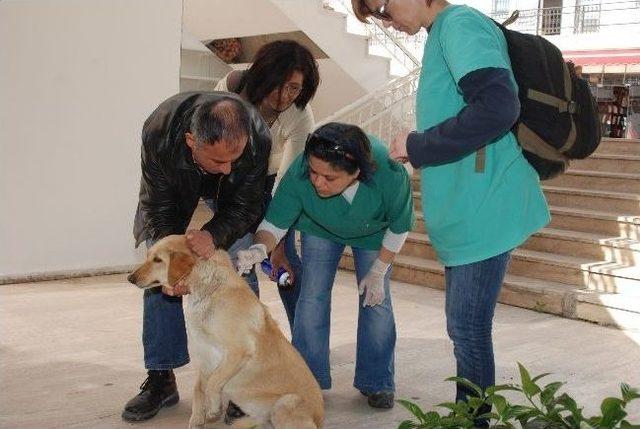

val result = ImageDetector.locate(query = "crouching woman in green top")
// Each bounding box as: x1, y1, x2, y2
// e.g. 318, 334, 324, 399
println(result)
236, 122, 414, 409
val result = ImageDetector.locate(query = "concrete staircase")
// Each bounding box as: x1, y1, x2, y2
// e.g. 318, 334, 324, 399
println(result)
341, 138, 640, 330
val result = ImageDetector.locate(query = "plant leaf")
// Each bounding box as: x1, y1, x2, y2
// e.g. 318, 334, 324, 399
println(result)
600, 397, 627, 427
490, 394, 508, 415
446, 376, 484, 398
398, 420, 421, 429
518, 363, 542, 397
540, 381, 565, 408
621, 384, 640, 403
436, 402, 459, 413
397, 399, 429, 423
532, 372, 552, 383
556, 393, 582, 419
503, 405, 535, 421
486, 384, 521, 395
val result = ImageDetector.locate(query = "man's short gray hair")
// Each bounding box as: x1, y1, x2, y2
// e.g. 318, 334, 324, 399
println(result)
191, 97, 250, 149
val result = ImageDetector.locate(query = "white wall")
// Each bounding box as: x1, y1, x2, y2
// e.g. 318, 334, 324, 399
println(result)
0, 0, 183, 280
184, 0, 298, 40
311, 59, 367, 121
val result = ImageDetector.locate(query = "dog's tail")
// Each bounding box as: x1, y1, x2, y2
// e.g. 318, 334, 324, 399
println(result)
270, 394, 318, 429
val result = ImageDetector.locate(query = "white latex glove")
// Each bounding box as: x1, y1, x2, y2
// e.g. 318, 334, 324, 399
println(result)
358, 258, 390, 307
235, 243, 267, 275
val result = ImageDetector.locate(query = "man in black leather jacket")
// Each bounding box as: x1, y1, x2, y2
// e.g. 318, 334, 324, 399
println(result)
124, 92, 271, 422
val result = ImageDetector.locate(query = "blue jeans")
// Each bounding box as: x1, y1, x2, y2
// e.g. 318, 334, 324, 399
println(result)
262, 174, 302, 330
292, 233, 396, 392
445, 251, 511, 403
276, 231, 302, 331
142, 234, 260, 370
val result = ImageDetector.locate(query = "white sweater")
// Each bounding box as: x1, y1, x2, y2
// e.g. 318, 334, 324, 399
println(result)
215, 72, 315, 178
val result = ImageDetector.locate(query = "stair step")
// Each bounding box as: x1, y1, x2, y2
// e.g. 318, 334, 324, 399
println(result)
399, 232, 640, 295
547, 206, 640, 238
541, 186, 640, 215
596, 138, 640, 156
414, 208, 640, 239
405, 227, 640, 263
339, 252, 640, 329
413, 188, 640, 216
570, 153, 640, 173
412, 170, 640, 194
546, 169, 640, 193
525, 228, 640, 263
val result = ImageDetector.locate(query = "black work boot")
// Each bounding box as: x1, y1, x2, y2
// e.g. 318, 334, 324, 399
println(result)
122, 370, 179, 422
360, 390, 395, 409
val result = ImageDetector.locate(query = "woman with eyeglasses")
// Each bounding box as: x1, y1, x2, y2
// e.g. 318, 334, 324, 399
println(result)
215, 39, 320, 326
352, 0, 550, 424
236, 122, 414, 409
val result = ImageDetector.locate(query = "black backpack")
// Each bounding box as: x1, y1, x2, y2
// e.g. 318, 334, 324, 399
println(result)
488, 21, 602, 180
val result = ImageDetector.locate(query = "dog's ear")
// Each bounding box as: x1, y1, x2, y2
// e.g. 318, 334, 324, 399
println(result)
168, 252, 195, 285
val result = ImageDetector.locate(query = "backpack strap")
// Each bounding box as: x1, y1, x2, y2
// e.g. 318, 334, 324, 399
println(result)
526, 63, 577, 155
559, 62, 577, 154
475, 147, 486, 173
527, 89, 571, 112
560, 116, 577, 153
517, 123, 570, 166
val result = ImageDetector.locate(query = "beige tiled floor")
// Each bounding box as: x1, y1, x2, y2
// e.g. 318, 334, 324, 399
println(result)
1, 271, 639, 428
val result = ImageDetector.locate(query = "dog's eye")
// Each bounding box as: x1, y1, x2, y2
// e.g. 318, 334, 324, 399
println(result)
153, 257, 162, 263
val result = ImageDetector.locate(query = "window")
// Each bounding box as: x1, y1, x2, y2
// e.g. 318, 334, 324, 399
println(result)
574, 0, 601, 34
493, 0, 510, 14
541, 7, 562, 35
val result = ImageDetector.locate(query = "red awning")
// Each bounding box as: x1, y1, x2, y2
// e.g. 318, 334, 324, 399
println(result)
562, 48, 640, 66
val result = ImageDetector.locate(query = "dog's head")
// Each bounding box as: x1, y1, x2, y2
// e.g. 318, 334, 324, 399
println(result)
127, 235, 195, 290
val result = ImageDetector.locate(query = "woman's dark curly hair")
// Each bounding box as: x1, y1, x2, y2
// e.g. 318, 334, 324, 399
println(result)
304, 122, 377, 183
240, 40, 320, 109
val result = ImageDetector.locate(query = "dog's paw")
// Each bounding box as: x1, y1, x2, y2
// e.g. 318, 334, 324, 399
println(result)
206, 410, 223, 423
188, 413, 206, 429
205, 406, 223, 423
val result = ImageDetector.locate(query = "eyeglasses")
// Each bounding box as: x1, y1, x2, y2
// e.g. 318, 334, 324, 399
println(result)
367, 0, 392, 21
281, 82, 303, 97
306, 133, 356, 161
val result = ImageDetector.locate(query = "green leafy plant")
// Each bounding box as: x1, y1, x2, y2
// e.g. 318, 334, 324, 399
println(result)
398, 363, 639, 429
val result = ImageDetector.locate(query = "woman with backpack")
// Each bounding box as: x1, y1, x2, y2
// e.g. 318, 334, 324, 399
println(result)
351, 0, 550, 423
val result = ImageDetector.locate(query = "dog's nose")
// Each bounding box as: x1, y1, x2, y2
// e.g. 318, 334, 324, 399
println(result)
127, 273, 136, 284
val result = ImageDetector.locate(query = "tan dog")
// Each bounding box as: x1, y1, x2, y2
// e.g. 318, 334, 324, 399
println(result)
128, 235, 324, 429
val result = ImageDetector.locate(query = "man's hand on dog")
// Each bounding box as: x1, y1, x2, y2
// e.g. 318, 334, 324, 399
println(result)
186, 229, 215, 259
160, 230, 214, 296
162, 280, 189, 297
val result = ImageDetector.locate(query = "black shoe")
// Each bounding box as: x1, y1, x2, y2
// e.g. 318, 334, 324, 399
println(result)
360, 390, 395, 409
122, 370, 179, 422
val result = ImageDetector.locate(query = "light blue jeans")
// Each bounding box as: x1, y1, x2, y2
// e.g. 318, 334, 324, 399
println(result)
292, 233, 396, 393
445, 251, 512, 404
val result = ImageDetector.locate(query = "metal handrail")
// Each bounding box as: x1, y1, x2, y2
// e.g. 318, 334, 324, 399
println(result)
491, 1, 640, 35
318, 68, 421, 143
365, 15, 421, 67
323, 0, 423, 73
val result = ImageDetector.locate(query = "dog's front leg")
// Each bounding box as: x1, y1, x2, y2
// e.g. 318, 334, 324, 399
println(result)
204, 346, 248, 418
189, 369, 206, 429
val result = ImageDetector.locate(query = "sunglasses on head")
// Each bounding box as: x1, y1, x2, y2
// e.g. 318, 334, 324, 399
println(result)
306, 133, 356, 161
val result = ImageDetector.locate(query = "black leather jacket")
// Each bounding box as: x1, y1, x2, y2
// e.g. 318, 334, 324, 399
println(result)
133, 92, 271, 249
